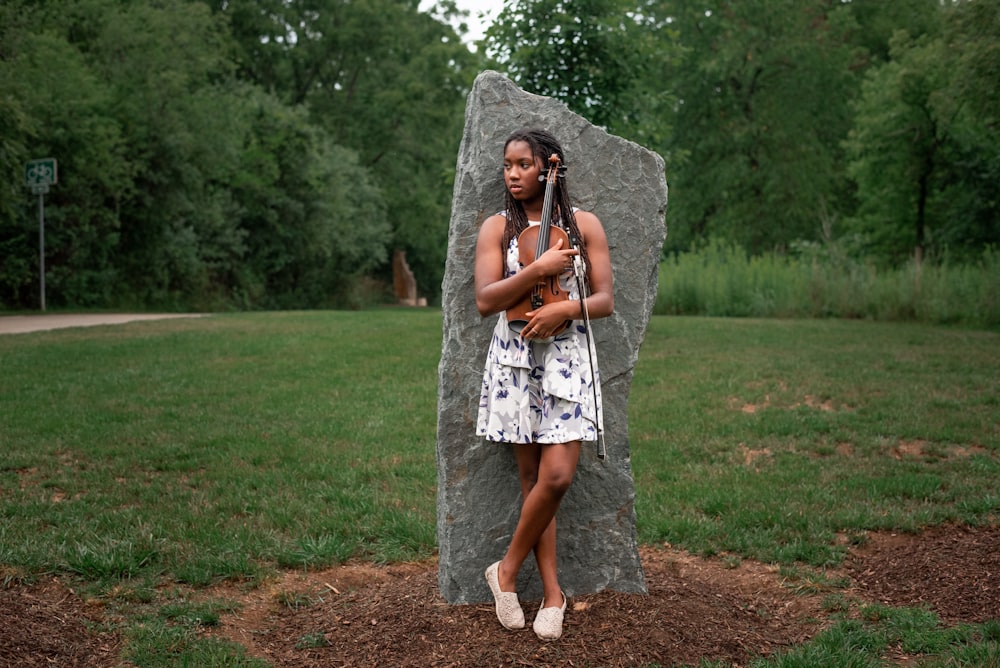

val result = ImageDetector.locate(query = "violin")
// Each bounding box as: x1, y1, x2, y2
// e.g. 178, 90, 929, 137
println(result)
506, 154, 574, 337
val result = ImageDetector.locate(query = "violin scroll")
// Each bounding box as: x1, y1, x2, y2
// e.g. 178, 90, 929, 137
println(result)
537, 154, 567, 181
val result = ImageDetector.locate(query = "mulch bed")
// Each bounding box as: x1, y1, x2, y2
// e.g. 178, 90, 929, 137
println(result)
0, 577, 120, 668
2, 524, 998, 667
844, 523, 1000, 625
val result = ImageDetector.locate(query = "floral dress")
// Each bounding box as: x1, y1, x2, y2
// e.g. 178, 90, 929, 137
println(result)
476, 221, 601, 444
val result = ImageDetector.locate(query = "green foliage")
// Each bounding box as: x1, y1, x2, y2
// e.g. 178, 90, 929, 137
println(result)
85, 0, 375, 308
660, 0, 859, 253
936, 0, 1000, 259
845, 30, 948, 262
2, 0, 997, 310
655, 239, 1000, 328
231, 94, 390, 309
837, 0, 941, 66
0, 9, 130, 307
1, 0, 475, 310
653, 0, 997, 265
222, 0, 480, 304
947, 0, 1000, 126
485, 0, 679, 141
0, 2, 35, 299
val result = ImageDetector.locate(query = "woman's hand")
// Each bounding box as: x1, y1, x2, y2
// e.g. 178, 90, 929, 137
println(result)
522, 300, 577, 339
532, 238, 578, 278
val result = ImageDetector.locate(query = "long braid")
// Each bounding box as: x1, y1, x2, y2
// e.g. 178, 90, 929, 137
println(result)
500, 129, 592, 287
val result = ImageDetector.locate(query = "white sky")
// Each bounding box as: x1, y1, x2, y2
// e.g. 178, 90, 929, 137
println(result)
419, 0, 499, 47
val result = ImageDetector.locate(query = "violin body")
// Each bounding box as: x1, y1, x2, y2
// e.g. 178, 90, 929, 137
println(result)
504, 153, 575, 337
506, 224, 574, 336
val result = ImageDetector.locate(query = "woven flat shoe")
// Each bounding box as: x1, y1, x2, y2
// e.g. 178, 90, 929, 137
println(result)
485, 561, 525, 630
532, 591, 567, 640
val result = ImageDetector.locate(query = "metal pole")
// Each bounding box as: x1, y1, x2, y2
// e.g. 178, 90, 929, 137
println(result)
39, 191, 45, 312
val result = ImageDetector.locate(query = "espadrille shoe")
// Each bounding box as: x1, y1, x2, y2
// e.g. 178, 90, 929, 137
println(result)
532, 591, 567, 640
485, 561, 525, 630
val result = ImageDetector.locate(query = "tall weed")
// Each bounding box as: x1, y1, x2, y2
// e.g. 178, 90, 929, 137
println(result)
656, 240, 1000, 327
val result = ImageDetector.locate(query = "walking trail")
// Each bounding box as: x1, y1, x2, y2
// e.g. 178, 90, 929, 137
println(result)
0, 313, 205, 335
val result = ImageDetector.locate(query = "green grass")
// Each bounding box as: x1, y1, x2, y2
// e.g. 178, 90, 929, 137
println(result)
0, 311, 439, 586
1, 310, 998, 666
630, 317, 1000, 566
749, 609, 1000, 667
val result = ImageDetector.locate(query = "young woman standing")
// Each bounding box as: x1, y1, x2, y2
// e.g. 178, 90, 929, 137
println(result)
474, 128, 614, 640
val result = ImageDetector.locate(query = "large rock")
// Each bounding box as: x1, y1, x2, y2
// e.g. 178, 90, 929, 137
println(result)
437, 71, 667, 604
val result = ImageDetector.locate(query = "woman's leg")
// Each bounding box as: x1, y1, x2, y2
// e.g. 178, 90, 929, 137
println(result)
532, 513, 562, 607
498, 441, 581, 606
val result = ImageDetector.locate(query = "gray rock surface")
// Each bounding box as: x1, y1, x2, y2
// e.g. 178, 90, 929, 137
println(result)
437, 71, 668, 604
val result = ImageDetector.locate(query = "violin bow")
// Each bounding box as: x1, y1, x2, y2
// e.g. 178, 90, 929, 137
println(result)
570, 234, 607, 462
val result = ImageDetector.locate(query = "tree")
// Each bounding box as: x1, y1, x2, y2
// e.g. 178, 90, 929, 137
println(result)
79, 0, 252, 305
217, 0, 480, 304
0, 1, 131, 308
937, 0, 1000, 255
0, 0, 397, 308
661, 0, 859, 253
946, 0, 1000, 126
0, 0, 38, 307
232, 92, 390, 308
476, 0, 683, 269
484, 0, 675, 140
845, 4, 1000, 263
845, 32, 946, 262
835, 0, 940, 66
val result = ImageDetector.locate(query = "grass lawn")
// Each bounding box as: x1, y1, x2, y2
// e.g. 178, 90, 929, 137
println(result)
1, 310, 997, 665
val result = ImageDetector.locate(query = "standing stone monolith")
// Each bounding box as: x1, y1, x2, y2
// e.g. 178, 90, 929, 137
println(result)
437, 71, 667, 604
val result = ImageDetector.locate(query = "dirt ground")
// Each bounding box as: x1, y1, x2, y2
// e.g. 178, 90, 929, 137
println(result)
2, 524, 997, 668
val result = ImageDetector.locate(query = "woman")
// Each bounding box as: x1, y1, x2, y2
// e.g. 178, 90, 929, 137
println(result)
474, 128, 614, 640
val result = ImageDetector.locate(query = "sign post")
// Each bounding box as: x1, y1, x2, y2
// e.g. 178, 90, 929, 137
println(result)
25, 158, 57, 311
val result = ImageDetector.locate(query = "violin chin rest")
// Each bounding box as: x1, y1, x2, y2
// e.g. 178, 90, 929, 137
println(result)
506, 319, 571, 340
508, 319, 528, 335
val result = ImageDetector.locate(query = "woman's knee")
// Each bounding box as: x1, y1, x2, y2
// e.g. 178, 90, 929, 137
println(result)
539, 466, 575, 497
540, 443, 580, 495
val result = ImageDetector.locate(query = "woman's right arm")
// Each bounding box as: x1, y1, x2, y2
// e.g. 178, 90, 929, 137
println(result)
474, 215, 520, 317
475, 215, 579, 317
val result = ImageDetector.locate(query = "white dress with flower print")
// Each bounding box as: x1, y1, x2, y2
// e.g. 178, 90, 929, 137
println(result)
476, 222, 601, 444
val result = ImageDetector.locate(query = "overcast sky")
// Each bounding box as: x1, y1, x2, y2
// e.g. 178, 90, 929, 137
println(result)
419, 0, 499, 46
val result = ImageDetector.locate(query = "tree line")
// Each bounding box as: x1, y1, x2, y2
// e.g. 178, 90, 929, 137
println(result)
489, 0, 999, 263
1, 0, 996, 311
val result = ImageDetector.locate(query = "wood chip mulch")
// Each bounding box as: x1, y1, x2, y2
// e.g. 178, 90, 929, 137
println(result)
2, 524, 998, 667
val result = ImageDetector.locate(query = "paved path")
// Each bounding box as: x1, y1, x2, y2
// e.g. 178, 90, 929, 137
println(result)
0, 313, 207, 335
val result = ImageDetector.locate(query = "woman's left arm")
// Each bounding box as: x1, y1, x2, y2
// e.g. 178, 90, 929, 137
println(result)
522, 210, 614, 334
576, 211, 614, 320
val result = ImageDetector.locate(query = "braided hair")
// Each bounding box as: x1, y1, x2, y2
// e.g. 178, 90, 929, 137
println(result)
500, 129, 592, 284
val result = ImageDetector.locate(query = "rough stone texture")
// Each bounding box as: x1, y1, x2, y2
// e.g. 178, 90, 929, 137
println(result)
436, 71, 668, 604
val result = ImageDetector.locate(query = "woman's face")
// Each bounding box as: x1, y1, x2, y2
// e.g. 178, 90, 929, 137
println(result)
503, 140, 543, 201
